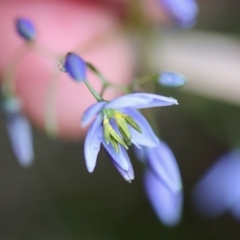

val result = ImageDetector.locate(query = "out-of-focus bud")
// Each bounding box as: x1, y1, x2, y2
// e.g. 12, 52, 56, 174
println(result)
135, 141, 183, 226
2, 97, 34, 167
144, 170, 183, 226
65, 53, 86, 82
16, 18, 36, 41
192, 149, 240, 220
158, 72, 186, 88
158, 0, 198, 28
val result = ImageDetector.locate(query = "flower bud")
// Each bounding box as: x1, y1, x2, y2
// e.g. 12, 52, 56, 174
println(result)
158, 0, 198, 28
158, 72, 186, 88
16, 18, 36, 41
65, 52, 86, 81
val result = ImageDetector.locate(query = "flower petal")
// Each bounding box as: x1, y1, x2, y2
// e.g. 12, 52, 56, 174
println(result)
134, 146, 146, 163
105, 93, 178, 110
121, 108, 159, 147
145, 170, 183, 226
111, 146, 134, 182
146, 141, 182, 193
84, 114, 102, 172
81, 101, 106, 127
192, 149, 240, 218
6, 113, 34, 167
102, 140, 129, 171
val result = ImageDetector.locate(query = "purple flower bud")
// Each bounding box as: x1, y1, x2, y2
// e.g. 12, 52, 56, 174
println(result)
2, 97, 34, 167
158, 72, 186, 88
145, 170, 183, 226
158, 0, 198, 28
16, 18, 36, 41
65, 53, 86, 81
192, 149, 240, 220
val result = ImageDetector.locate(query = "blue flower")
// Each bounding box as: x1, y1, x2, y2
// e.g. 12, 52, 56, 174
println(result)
2, 97, 34, 167
192, 149, 240, 220
82, 93, 178, 182
135, 141, 183, 225
65, 53, 86, 81
16, 18, 36, 41
158, 72, 186, 88
158, 0, 198, 28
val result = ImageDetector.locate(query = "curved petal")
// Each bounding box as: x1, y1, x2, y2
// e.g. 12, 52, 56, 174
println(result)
84, 114, 103, 172
6, 113, 34, 167
111, 146, 134, 182
192, 150, 240, 218
105, 93, 178, 110
81, 101, 106, 127
146, 141, 182, 193
102, 140, 129, 171
134, 146, 146, 163
145, 170, 183, 226
121, 108, 159, 147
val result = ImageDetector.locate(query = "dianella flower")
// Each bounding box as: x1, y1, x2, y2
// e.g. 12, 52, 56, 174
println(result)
192, 149, 240, 220
64, 52, 179, 182
135, 141, 183, 226
2, 96, 34, 167
158, 0, 199, 28
82, 93, 178, 182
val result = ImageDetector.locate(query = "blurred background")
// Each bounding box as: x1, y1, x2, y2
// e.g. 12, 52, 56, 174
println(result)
1, 0, 240, 239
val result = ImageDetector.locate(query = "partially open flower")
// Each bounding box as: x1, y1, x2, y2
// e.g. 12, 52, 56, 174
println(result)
82, 93, 178, 182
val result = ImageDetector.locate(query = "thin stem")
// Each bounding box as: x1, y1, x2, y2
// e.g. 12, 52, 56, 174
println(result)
130, 74, 159, 91
84, 79, 102, 102
44, 63, 60, 138
1, 43, 30, 97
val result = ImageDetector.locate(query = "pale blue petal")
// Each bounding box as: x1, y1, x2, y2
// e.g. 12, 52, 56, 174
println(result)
146, 141, 182, 193
230, 200, 240, 221
121, 108, 159, 147
134, 146, 146, 163
102, 140, 129, 171
84, 114, 102, 172
81, 101, 106, 127
192, 150, 240, 218
112, 146, 134, 182
105, 93, 178, 110
145, 170, 183, 226
6, 113, 34, 167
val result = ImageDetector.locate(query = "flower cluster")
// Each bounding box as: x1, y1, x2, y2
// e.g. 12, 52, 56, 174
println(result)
2, 13, 187, 227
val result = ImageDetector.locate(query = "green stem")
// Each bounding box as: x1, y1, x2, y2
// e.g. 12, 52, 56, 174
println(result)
1, 43, 30, 97
84, 79, 102, 102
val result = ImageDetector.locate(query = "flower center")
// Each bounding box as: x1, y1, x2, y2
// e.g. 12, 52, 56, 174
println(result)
102, 109, 142, 153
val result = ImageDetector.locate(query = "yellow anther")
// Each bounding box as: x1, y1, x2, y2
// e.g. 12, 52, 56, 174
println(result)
114, 112, 122, 119
103, 118, 109, 125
